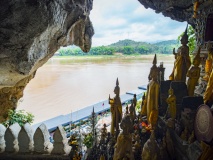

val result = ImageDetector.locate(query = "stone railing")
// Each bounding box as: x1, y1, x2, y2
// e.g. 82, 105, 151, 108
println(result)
0, 123, 71, 156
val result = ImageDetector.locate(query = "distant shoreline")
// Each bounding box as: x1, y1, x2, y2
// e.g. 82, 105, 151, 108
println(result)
52, 54, 175, 62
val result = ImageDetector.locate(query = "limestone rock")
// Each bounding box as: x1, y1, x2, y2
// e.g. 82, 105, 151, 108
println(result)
0, 0, 94, 122
138, 0, 194, 26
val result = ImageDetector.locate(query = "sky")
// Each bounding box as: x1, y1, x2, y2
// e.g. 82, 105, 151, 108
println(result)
90, 0, 187, 47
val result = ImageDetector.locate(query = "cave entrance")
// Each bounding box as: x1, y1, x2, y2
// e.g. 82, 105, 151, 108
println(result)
205, 13, 213, 41
17, 0, 187, 125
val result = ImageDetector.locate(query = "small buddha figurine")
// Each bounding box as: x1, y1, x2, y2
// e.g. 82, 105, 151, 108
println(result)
129, 102, 135, 122
166, 87, 176, 121
109, 78, 122, 136
180, 127, 189, 141
132, 94, 137, 116
100, 123, 107, 143
141, 130, 160, 160
145, 54, 160, 130
113, 115, 134, 160
188, 131, 195, 144
169, 24, 191, 82
125, 104, 129, 115
141, 93, 147, 116
187, 46, 201, 96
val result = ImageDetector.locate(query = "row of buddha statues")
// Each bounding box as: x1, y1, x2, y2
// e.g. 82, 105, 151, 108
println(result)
85, 25, 213, 160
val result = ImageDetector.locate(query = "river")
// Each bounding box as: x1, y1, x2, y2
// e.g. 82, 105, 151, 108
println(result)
18, 55, 174, 124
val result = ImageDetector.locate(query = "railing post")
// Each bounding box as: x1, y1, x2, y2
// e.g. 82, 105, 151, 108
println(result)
18, 123, 34, 153
0, 124, 6, 153
33, 123, 53, 154
4, 123, 21, 153
51, 125, 71, 155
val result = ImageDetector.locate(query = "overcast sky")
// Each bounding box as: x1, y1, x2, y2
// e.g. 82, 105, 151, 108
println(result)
90, 0, 187, 47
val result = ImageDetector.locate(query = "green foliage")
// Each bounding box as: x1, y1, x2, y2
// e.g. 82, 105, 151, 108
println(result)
56, 39, 179, 56
83, 133, 93, 149
178, 25, 196, 54
135, 100, 142, 113
3, 109, 34, 127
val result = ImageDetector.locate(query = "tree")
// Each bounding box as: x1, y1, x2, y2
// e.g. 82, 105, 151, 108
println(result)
3, 109, 34, 127
178, 25, 196, 54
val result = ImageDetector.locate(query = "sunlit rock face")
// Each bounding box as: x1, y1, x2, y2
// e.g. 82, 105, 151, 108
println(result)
138, 0, 194, 26
0, 0, 94, 122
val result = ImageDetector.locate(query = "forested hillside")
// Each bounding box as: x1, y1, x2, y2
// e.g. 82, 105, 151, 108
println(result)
56, 39, 179, 56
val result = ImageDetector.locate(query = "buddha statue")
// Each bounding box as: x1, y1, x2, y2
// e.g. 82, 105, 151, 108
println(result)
187, 47, 201, 96
203, 45, 213, 104
125, 104, 129, 115
113, 115, 134, 160
145, 54, 160, 130
109, 78, 122, 136
129, 102, 136, 122
166, 87, 176, 121
203, 42, 213, 82
169, 25, 191, 82
132, 94, 137, 116
141, 93, 147, 116
141, 130, 160, 160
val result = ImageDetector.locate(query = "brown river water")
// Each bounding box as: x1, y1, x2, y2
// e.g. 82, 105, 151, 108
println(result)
18, 55, 174, 124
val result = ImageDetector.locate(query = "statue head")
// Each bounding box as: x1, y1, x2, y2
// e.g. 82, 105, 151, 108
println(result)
180, 24, 189, 45
120, 115, 133, 134
149, 54, 159, 81
114, 78, 120, 95
193, 46, 201, 66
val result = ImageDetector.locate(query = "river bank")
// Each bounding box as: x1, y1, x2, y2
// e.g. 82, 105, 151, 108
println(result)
18, 54, 174, 124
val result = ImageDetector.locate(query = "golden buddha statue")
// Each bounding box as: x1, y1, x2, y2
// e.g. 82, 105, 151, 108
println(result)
113, 115, 134, 160
109, 78, 122, 136
187, 47, 201, 96
203, 42, 213, 82
166, 87, 176, 120
141, 92, 147, 116
145, 54, 160, 130
203, 45, 213, 104
169, 25, 191, 82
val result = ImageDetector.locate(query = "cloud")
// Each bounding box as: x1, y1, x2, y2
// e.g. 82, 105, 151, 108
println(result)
90, 0, 187, 46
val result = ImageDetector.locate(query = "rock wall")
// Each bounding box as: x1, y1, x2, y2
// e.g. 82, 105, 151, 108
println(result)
138, 0, 194, 26
0, 0, 94, 122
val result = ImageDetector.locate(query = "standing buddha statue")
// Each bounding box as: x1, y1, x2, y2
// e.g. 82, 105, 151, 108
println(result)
141, 92, 147, 116
166, 87, 176, 121
109, 78, 122, 136
203, 45, 213, 104
187, 46, 201, 96
146, 54, 160, 130
169, 24, 191, 82
203, 42, 213, 82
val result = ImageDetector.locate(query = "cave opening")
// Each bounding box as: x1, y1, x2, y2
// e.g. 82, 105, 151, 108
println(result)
16, 0, 187, 125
